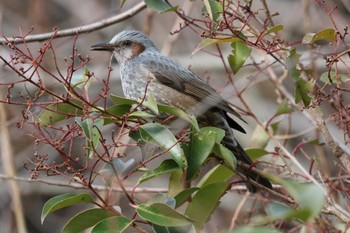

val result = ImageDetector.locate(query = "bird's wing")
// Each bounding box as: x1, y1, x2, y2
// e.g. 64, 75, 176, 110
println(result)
141, 56, 245, 122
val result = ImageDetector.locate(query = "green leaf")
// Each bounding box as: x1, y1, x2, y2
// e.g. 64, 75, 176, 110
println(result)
143, 93, 159, 115
193, 37, 242, 55
61, 208, 116, 233
275, 100, 293, 115
158, 104, 198, 130
153, 224, 195, 233
302, 28, 336, 44
203, 0, 223, 27
199, 127, 225, 143
138, 159, 180, 184
286, 48, 301, 82
103, 105, 132, 124
41, 193, 93, 224
245, 148, 269, 161
168, 170, 184, 197
91, 216, 132, 233
173, 188, 199, 208
265, 24, 284, 35
144, 0, 178, 13
76, 114, 104, 158
295, 77, 313, 107
130, 123, 185, 170
128, 111, 156, 119
267, 202, 308, 221
148, 193, 176, 208
185, 182, 229, 231
185, 128, 217, 180
228, 42, 252, 74
38, 100, 83, 126
280, 181, 325, 220
222, 226, 282, 233
320, 71, 348, 83
136, 203, 192, 227
212, 144, 237, 170
198, 164, 234, 188
110, 94, 138, 105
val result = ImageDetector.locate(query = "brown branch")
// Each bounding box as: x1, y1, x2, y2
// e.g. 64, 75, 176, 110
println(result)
0, 2, 146, 44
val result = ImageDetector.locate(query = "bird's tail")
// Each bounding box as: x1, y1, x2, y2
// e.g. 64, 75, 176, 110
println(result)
199, 110, 272, 192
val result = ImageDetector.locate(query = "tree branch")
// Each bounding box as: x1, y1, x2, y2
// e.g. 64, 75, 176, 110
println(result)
0, 2, 146, 44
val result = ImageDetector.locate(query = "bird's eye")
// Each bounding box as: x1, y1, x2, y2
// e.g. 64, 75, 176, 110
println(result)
122, 40, 132, 46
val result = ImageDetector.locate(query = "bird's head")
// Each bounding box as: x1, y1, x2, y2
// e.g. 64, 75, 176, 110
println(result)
91, 30, 159, 63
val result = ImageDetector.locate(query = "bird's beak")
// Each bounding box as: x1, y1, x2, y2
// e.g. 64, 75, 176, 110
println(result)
91, 42, 115, 51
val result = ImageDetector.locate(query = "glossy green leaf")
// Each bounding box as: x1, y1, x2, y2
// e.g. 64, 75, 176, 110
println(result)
144, 0, 178, 13
128, 111, 156, 119
266, 24, 284, 35
143, 93, 159, 115
198, 164, 234, 188
185, 128, 217, 180
245, 148, 269, 161
41, 193, 93, 224
275, 100, 293, 115
62, 208, 116, 233
138, 159, 179, 184
91, 216, 132, 233
110, 94, 138, 105
130, 123, 185, 170
173, 187, 199, 208
38, 100, 83, 126
136, 203, 192, 227
103, 105, 132, 124
158, 104, 198, 130
302, 28, 336, 44
212, 144, 237, 169
200, 127, 225, 143
228, 41, 252, 74
320, 71, 348, 83
295, 77, 313, 107
185, 182, 229, 231
148, 193, 176, 208
76, 114, 104, 158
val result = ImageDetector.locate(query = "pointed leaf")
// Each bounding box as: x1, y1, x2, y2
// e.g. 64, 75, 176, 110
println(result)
203, 0, 222, 25
185, 182, 229, 231
295, 77, 313, 107
245, 148, 269, 161
110, 94, 138, 105
144, 0, 178, 13
158, 104, 198, 130
193, 37, 242, 55
136, 203, 192, 227
228, 42, 252, 74
212, 144, 237, 169
186, 128, 217, 180
138, 159, 180, 184
198, 164, 234, 188
38, 100, 83, 126
41, 193, 93, 224
130, 123, 185, 170
128, 111, 156, 119
62, 208, 116, 233
143, 93, 159, 115
266, 24, 284, 35
275, 100, 293, 115
91, 216, 132, 233
173, 188, 199, 208
302, 28, 336, 44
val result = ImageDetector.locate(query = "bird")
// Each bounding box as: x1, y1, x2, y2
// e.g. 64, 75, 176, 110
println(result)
91, 30, 272, 192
